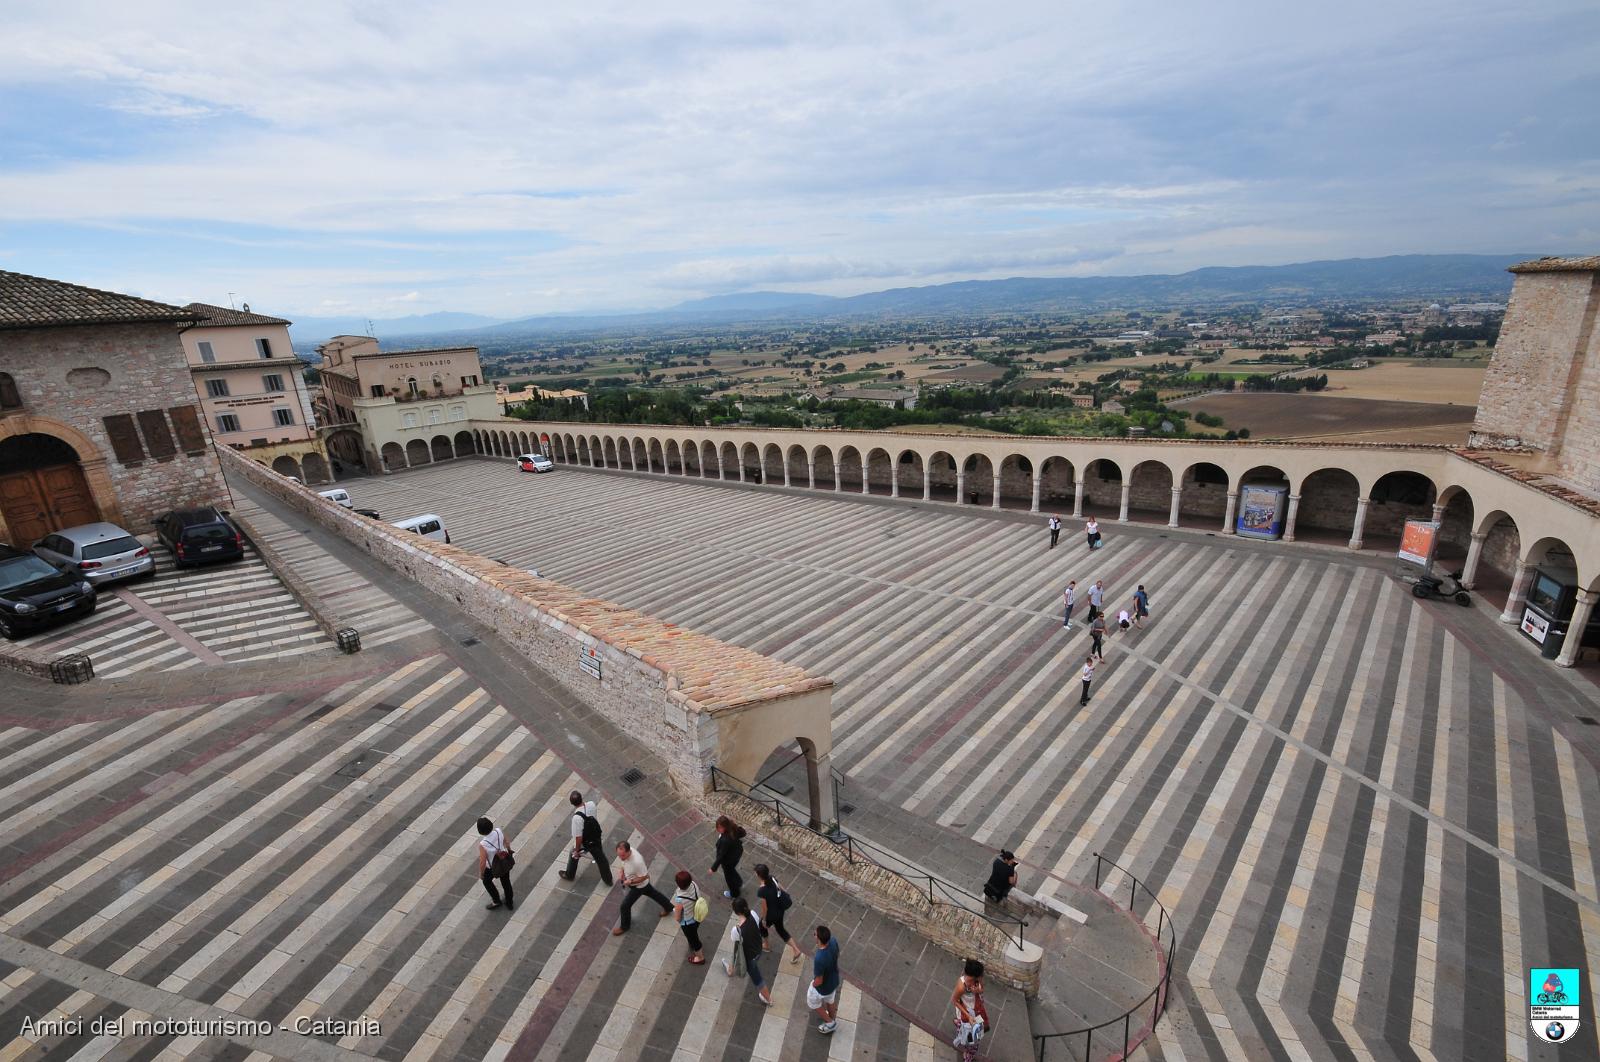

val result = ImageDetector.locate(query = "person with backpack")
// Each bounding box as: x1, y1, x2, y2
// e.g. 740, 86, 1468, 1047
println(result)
725, 898, 771, 1006
753, 864, 803, 965
475, 816, 514, 912
558, 790, 613, 886
671, 870, 709, 965
1132, 584, 1150, 629
710, 815, 746, 899
951, 958, 990, 1061
612, 840, 672, 935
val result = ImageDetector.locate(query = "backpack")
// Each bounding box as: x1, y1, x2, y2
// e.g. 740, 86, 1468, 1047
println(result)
776, 887, 793, 911
578, 809, 602, 847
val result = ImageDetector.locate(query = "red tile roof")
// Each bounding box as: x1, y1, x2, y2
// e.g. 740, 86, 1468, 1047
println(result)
183, 302, 291, 327
0, 270, 199, 330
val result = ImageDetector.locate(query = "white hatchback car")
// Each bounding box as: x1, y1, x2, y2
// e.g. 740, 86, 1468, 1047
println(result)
517, 453, 554, 473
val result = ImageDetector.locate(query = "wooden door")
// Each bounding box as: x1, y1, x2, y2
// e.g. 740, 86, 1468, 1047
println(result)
0, 464, 99, 545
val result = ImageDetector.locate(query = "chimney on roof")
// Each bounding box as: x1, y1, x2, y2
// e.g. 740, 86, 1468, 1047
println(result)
242, 302, 250, 312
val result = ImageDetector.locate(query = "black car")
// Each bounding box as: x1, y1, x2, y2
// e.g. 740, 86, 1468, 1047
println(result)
0, 545, 97, 639
154, 507, 245, 567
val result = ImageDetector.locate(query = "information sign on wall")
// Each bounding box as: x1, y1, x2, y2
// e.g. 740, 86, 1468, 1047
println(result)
1520, 608, 1550, 644
579, 645, 603, 679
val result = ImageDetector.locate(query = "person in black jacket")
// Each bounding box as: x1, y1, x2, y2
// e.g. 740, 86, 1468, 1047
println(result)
711, 814, 746, 899
982, 850, 1018, 903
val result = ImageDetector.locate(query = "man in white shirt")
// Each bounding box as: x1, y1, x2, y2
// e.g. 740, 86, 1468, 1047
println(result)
1080, 656, 1095, 705
613, 840, 673, 935
1048, 514, 1062, 549
1062, 581, 1077, 630
559, 790, 613, 886
1087, 580, 1105, 620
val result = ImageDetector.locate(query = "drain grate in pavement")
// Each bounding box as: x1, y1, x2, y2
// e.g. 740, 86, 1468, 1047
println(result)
304, 703, 339, 722
335, 750, 388, 779
838, 803, 856, 816
460, 636, 481, 647
1579, 716, 1598, 726
369, 701, 399, 713
620, 767, 645, 787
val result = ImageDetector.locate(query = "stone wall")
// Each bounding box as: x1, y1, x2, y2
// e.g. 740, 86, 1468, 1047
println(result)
0, 322, 227, 533
1470, 266, 1592, 451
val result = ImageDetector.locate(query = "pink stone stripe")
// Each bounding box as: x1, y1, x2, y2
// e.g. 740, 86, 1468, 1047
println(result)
114, 585, 227, 665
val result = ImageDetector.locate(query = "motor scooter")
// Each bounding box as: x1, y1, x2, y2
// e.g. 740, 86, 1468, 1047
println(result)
1412, 569, 1471, 606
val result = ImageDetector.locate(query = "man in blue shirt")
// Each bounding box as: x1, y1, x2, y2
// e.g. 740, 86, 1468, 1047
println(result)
811, 925, 842, 1034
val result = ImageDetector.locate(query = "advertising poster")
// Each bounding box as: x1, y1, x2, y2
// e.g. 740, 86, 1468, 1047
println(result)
1397, 520, 1438, 567
1235, 485, 1287, 539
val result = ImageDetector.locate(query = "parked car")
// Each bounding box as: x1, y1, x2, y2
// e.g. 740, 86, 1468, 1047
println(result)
32, 522, 154, 585
154, 507, 246, 567
517, 453, 554, 473
0, 545, 96, 639
353, 507, 381, 519
318, 487, 354, 508
392, 514, 450, 543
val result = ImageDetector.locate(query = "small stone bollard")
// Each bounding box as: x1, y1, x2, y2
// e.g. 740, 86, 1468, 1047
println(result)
49, 652, 94, 685
336, 627, 362, 654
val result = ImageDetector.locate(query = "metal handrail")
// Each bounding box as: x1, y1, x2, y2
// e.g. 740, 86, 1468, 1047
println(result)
1032, 852, 1180, 1062
709, 765, 1028, 948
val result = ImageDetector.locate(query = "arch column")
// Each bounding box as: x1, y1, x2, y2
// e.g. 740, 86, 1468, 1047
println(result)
891, 464, 899, 499
922, 475, 930, 502
1349, 497, 1371, 550
717, 452, 725, 479
992, 472, 1002, 510
832, 458, 841, 492
1431, 502, 1446, 525
1460, 532, 1487, 589
955, 469, 966, 504
783, 462, 791, 488
1500, 563, 1536, 623
1556, 589, 1597, 667
629, 447, 637, 471
1072, 479, 1084, 518
1222, 491, 1238, 534
1168, 487, 1181, 528
1118, 482, 1131, 522
861, 466, 870, 495
1284, 493, 1302, 542
1029, 470, 1041, 514
738, 460, 746, 483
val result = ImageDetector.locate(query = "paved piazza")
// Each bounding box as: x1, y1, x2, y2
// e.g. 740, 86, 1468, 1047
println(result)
344, 456, 1600, 1062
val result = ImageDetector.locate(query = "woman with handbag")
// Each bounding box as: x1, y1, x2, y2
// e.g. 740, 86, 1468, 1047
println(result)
724, 898, 771, 1006
710, 815, 746, 899
753, 864, 803, 965
671, 870, 708, 965
476, 816, 514, 912
951, 959, 990, 1061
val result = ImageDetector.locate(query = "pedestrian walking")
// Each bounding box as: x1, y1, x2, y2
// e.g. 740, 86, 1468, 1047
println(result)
476, 817, 515, 912
1048, 514, 1062, 549
753, 864, 804, 965
1133, 584, 1150, 629
1087, 579, 1105, 620
1085, 517, 1102, 550
711, 815, 746, 899
724, 898, 772, 1005
1116, 607, 1132, 633
1080, 656, 1095, 705
982, 850, 1019, 903
1062, 580, 1077, 630
671, 870, 708, 964
808, 925, 841, 1034
558, 790, 614, 886
1089, 611, 1106, 660
951, 959, 991, 1061
612, 840, 672, 935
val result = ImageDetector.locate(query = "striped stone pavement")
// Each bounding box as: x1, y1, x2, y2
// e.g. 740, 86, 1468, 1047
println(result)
348, 458, 1600, 1062
8, 546, 326, 677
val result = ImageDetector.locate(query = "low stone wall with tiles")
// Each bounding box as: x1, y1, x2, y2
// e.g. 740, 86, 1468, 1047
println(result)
218, 447, 833, 799
706, 789, 1044, 996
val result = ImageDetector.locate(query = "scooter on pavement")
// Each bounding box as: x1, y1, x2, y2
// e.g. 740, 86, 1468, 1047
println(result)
1412, 569, 1471, 606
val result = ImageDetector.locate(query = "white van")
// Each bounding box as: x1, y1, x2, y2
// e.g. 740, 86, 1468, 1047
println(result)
318, 487, 354, 508
392, 514, 450, 544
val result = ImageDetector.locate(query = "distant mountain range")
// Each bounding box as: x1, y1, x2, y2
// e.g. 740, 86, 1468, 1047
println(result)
287, 254, 1531, 346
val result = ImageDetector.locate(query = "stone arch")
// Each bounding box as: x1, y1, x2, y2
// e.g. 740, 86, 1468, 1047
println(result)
648, 438, 666, 473
926, 450, 957, 501
1174, 461, 1228, 527
866, 448, 894, 496
724, 731, 836, 834
1469, 510, 1521, 606
683, 439, 701, 476
577, 436, 592, 465
381, 441, 407, 472
699, 440, 717, 477
1038, 456, 1074, 511
1127, 459, 1174, 524
786, 444, 809, 486
1364, 469, 1438, 546
565, 433, 579, 461
896, 448, 925, 499
837, 446, 864, 492
1435, 485, 1475, 565
584, 434, 598, 467
962, 453, 995, 506
431, 434, 453, 462
1082, 458, 1122, 516
740, 442, 761, 482
666, 439, 683, 474
604, 436, 619, 468
719, 441, 738, 480
539, 431, 552, 456
810, 444, 836, 490
455, 430, 476, 456
300, 452, 330, 485
631, 437, 648, 471
1296, 467, 1361, 542
325, 428, 363, 474
405, 438, 432, 467
763, 443, 785, 484
995, 454, 1032, 509
271, 455, 302, 480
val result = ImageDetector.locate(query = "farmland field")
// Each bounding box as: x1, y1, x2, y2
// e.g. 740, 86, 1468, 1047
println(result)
1178, 393, 1477, 442
1310, 359, 1486, 404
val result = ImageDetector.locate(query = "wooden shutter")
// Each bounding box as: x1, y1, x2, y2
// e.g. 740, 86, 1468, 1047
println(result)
137, 409, 177, 460
167, 405, 208, 454
102, 414, 145, 464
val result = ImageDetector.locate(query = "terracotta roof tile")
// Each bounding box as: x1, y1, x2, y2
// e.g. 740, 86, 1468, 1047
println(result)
184, 302, 292, 327
0, 270, 197, 330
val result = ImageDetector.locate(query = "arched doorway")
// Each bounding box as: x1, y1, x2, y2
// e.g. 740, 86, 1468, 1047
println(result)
1082, 459, 1121, 516
963, 454, 995, 506
405, 439, 432, 467
865, 448, 893, 496
455, 430, 476, 456
763, 444, 785, 485
837, 446, 863, 492
326, 428, 364, 476
301, 452, 331, 485
271, 455, 302, 480
431, 435, 453, 462
926, 450, 957, 501
1127, 460, 1173, 524
683, 439, 701, 476
997, 454, 1032, 509
896, 449, 924, 499
0, 432, 102, 544
381, 441, 407, 472
811, 445, 836, 490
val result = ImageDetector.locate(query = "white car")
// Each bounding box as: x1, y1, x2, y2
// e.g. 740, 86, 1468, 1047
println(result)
517, 453, 554, 473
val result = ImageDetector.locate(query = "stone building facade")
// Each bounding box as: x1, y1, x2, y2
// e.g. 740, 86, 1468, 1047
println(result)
0, 271, 227, 545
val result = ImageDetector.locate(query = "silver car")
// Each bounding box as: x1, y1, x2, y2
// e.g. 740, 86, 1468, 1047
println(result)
33, 522, 156, 585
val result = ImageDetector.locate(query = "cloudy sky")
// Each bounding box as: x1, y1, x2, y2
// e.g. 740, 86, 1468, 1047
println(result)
1, 0, 1596, 318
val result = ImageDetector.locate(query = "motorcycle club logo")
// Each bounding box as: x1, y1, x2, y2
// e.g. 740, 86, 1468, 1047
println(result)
1530, 968, 1581, 1043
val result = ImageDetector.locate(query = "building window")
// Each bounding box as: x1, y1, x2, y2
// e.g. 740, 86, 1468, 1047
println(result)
427, 407, 442, 425
197, 341, 216, 364
402, 411, 419, 428
263, 374, 285, 392
460, 374, 479, 388
206, 378, 230, 398
369, 384, 386, 398
255, 337, 273, 359
217, 414, 241, 433
448, 404, 465, 421
407, 376, 420, 397
272, 408, 295, 427
0, 372, 20, 410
